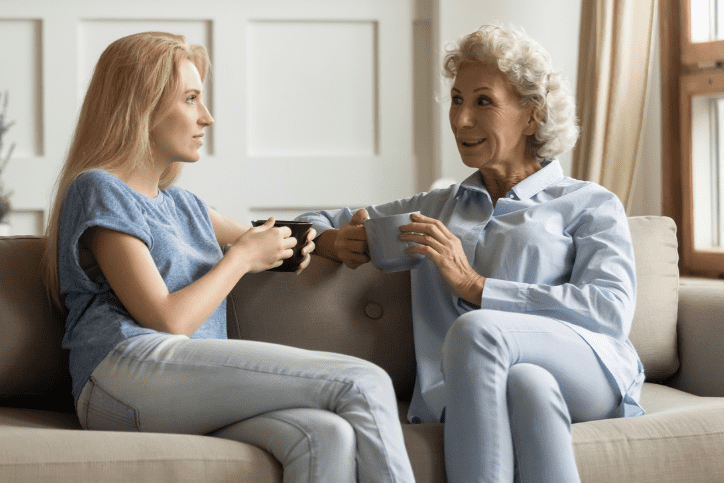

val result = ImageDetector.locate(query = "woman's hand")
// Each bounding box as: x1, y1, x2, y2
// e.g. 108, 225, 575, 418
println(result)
334, 209, 371, 269
228, 217, 297, 273
400, 213, 486, 305
294, 227, 317, 274
315, 209, 371, 269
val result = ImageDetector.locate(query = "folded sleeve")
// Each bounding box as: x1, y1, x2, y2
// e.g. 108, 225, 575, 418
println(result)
58, 171, 153, 296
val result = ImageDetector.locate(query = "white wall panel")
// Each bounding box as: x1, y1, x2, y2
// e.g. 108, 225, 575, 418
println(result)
0, 19, 42, 158
247, 21, 377, 157
2, 209, 44, 236
0, 0, 414, 234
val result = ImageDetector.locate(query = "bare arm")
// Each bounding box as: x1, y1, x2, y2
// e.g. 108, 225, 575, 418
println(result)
86, 221, 296, 336
208, 207, 249, 247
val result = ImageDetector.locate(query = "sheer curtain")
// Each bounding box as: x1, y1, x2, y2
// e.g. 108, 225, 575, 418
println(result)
572, 0, 658, 211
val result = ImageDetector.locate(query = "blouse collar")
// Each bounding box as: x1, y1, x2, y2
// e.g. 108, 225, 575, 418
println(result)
455, 159, 564, 201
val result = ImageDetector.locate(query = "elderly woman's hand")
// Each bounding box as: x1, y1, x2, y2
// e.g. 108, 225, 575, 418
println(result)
332, 209, 371, 269
400, 213, 485, 305
310, 209, 371, 269
294, 228, 317, 275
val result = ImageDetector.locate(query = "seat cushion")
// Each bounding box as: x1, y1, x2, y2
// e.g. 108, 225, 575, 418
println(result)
397, 383, 724, 483
402, 422, 447, 483
573, 382, 724, 482
626, 216, 680, 381
0, 408, 282, 483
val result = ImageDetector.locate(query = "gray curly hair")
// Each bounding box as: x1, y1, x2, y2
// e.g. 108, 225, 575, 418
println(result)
443, 25, 578, 160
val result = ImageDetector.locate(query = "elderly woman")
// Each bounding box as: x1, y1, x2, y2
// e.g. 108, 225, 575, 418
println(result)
297, 25, 644, 483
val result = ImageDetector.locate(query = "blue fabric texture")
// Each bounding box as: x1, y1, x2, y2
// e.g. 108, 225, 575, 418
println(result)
59, 169, 226, 405
296, 159, 645, 422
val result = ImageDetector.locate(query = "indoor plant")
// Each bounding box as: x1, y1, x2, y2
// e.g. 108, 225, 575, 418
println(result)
0, 92, 15, 233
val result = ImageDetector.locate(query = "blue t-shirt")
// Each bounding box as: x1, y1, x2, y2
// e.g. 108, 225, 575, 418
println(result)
59, 169, 227, 405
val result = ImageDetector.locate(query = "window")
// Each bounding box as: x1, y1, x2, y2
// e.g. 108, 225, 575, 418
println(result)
691, 94, 724, 250
690, 0, 724, 42
661, 0, 724, 275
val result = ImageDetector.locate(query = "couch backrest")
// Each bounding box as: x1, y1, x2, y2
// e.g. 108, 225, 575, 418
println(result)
0, 236, 74, 412
0, 216, 681, 412
626, 216, 680, 381
229, 216, 682, 395
229, 216, 682, 392
227, 256, 418, 400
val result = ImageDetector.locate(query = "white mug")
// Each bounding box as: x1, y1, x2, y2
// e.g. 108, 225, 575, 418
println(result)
364, 212, 425, 272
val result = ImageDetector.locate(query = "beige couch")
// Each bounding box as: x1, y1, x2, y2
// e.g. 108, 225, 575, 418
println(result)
1, 216, 723, 482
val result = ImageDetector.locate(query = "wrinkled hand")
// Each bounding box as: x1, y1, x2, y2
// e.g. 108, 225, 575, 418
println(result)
294, 227, 317, 274
399, 213, 485, 304
335, 208, 371, 269
230, 217, 297, 273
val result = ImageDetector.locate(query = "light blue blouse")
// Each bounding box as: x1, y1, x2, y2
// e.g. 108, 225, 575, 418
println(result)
296, 159, 645, 422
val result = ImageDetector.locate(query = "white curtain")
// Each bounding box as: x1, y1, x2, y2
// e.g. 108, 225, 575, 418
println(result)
572, 0, 659, 211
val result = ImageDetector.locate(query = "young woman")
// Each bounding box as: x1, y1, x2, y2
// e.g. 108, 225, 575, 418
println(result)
42, 31, 415, 483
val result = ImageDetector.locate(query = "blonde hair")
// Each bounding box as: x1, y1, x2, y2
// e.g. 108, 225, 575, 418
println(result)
43, 31, 210, 309
443, 25, 578, 160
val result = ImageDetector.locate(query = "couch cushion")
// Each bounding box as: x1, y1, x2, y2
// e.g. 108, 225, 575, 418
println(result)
626, 216, 680, 382
0, 425, 281, 482
0, 407, 282, 482
573, 382, 724, 482
401, 422, 447, 483
0, 236, 74, 412
396, 383, 724, 483
227, 255, 417, 400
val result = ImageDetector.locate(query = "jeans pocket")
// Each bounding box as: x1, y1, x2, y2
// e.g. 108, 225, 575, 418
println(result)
84, 377, 141, 432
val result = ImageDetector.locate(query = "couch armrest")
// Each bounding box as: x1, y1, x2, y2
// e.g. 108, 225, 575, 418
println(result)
667, 276, 724, 397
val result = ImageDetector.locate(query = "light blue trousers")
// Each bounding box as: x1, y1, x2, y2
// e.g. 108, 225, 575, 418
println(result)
76, 334, 416, 483
441, 310, 619, 483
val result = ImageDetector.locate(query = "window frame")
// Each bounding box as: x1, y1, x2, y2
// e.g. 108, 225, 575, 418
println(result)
681, 0, 724, 65
661, 0, 724, 276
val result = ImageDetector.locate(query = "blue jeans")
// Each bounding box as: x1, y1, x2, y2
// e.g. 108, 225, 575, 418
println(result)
76, 333, 416, 483
441, 310, 619, 483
